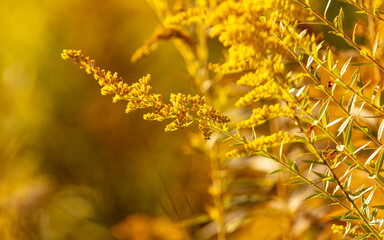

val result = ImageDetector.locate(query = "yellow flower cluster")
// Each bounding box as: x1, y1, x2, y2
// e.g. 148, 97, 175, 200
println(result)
131, 26, 195, 63
226, 131, 294, 158
331, 224, 363, 237
237, 103, 294, 128
61, 50, 230, 139
232, 55, 291, 107
165, 0, 313, 74
235, 81, 284, 108
236, 56, 284, 88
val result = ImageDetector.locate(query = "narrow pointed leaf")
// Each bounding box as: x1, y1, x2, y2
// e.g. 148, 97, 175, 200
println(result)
327, 117, 344, 128
350, 68, 359, 85
380, 88, 384, 106
306, 56, 314, 68
340, 57, 352, 77
328, 49, 334, 70
354, 141, 371, 155
375, 148, 384, 176
357, 73, 364, 94
373, 33, 379, 58
365, 145, 384, 166
337, 8, 344, 33
337, 116, 352, 137
324, 0, 332, 19
344, 173, 352, 189
352, 23, 357, 43
347, 94, 357, 113
378, 119, 384, 140
318, 99, 330, 121
344, 120, 354, 153
372, 82, 380, 102
365, 188, 375, 205
304, 192, 322, 201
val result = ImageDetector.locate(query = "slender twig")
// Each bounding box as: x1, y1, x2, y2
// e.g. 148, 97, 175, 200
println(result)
294, 0, 384, 73
344, 0, 384, 22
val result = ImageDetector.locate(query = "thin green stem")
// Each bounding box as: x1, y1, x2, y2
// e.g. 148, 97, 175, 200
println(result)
294, 117, 382, 238
295, 0, 384, 73
285, 36, 384, 148
281, 46, 384, 188
344, 0, 384, 22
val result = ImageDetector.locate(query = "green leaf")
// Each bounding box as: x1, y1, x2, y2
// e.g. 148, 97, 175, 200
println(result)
373, 33, 379, 58
291, 161, 299, 173
360, 224, 372, 234
327, 49, 334, 70
341, 215, 360, 221
365, 145, 384, 166
350, 62, 375, 67
347, 94, 357, 114
269, 168, 288, 175
353, 186, 374, 199
375, 148, 384, 176
304, 192, 322, 201
371, 208, 378, 220
324, 0, 332, 19
311, 42, 318, 58
322, 110, 329, 126
310, 67, 321, 82
314, 133, 327, 142
334, 78, 348, 89
297, 115, 312, 124
340, 210, 359, 221
344, 120, 354, 153
255, 151, 271, 159
372, 205, 384, 209
372, 82, 380, 102
318, 98, 330, 121
352, 23, 357, 43
349, 68, 359, 86
344, 174, 352, 189
327, 117, 344, 128
380, 88, 384, 106
306, 55, 314, 68
361, 115, 384, 118
353, 141, 371, 155
302, 160, 325, 165
337, 116, 352, 137
357, 73, 364, 94
313, 171, 327, 179
378, 119, 384, 141
337, 7, 344, 33
290, 180, 307, 185
340, 57, 352, 77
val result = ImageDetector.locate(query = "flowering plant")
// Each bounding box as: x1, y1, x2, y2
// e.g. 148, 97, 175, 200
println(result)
63, 0, 384, 239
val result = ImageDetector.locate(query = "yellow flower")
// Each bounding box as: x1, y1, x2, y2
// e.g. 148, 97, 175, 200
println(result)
226, 131, 294, 158
62, 50, 230, 138
237, 103, 294, 128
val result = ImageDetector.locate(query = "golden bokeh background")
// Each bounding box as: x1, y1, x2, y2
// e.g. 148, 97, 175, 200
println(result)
0, 0, 208, 239
1, 0, 376, 239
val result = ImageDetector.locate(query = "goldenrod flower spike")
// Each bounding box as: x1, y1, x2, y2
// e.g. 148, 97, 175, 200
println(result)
226, 131, 294, 158
237, 103, 294, 128
61, 49, 230, 139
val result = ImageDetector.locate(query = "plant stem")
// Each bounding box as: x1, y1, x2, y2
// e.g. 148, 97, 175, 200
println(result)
294, 0, 384, 73
344, 0, 384, 22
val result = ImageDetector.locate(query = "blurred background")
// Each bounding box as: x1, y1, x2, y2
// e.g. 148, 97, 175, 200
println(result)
0, 0, 209, 239
0, 0, 370, 239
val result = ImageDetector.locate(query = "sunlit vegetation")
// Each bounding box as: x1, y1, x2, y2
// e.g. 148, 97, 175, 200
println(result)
3, 0, 384, 239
